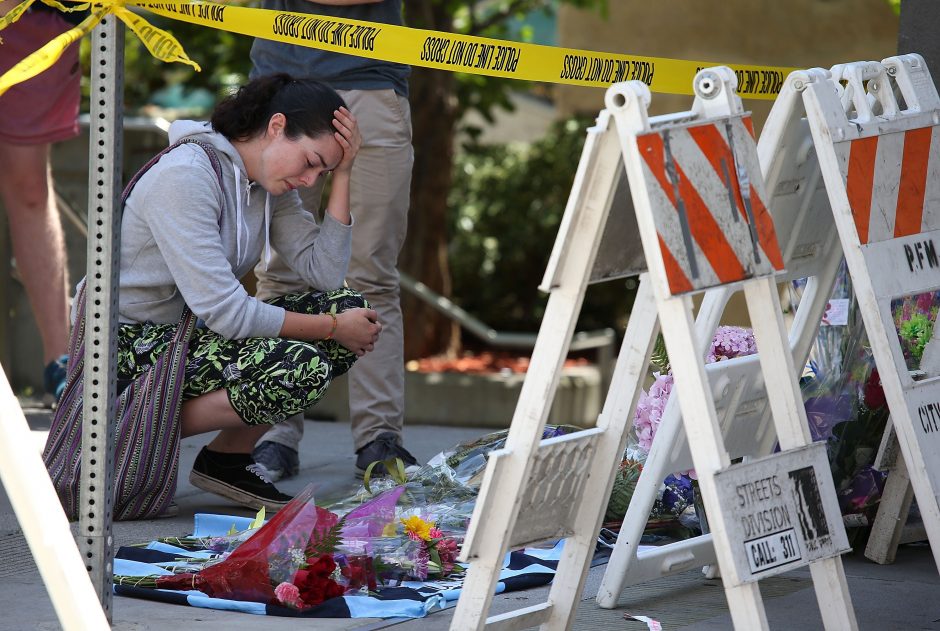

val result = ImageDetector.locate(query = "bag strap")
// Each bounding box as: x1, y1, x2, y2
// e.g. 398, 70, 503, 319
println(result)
121, 138, 225, 207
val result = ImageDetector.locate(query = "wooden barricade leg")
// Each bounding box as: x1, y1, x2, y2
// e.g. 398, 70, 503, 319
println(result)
0, 367, 109, 630
539, 277, 659, 630
744, 277, 857, 630
865, 445, 916, 563
452, 106, 644, 631
865, 422, 926, 564
656, 292, 770, 629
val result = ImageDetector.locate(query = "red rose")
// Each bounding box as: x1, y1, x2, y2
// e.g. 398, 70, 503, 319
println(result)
293, 556, 344, 608
863, 367, 887, 410
308, 554, 337, 577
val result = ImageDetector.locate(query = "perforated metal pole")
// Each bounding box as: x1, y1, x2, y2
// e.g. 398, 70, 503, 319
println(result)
81, 14, 124, 619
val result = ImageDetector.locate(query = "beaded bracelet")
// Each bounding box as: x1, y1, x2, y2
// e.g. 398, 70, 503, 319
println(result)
324, 312, 338, 340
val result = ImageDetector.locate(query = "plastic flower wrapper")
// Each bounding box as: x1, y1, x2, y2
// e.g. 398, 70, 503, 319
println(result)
837, 465, 888, 515
793, 272, 891, 522
333, 541, 378, 594
154, 484, 344, 608
430, 424, 582, 488
153, 511, 267, 556
326, 426, 581, 547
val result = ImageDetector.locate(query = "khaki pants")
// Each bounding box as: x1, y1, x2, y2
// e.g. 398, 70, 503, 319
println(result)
255, 88, 413, 451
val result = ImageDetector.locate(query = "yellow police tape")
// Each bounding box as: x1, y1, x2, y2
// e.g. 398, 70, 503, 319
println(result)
1, 0, 797, 100
0, 0, 197, 96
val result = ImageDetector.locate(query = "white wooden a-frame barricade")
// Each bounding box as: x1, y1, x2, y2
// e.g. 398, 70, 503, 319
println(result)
0, 366, 109, 630
452, 68, 856, 631
596, 67, 846, 599
801, 53, 940, 573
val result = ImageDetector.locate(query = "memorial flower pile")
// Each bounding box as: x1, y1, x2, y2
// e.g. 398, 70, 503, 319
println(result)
605, 326, 760, 532
795, 280, 893, 529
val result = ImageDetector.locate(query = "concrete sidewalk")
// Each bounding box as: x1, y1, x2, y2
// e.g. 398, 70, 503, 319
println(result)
2, 402, 938, 630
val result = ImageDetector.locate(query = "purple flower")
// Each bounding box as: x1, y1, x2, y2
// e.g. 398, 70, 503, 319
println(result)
707, 326, 757, 363
413, 545, 429, 581
916, 292, 935, 316
804, 392, 854, 442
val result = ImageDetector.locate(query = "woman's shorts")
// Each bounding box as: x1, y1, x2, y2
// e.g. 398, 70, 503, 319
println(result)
0, 10, 81, 145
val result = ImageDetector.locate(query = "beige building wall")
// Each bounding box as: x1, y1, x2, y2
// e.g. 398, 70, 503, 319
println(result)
556, 0, 899, 130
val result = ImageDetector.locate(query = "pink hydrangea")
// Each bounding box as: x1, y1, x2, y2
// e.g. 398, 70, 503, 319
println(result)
634, 372, 673, 453
274, 581, 303, 609
707, 326, 757, 363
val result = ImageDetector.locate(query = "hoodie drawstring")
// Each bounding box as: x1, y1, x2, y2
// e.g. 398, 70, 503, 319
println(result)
232, 164, 273, 271
233, 164, 245, 268
263, 194, 272, 271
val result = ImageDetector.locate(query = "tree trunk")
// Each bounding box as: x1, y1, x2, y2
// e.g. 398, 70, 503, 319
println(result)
898, 0, 940, 88
401, 2, 461, 360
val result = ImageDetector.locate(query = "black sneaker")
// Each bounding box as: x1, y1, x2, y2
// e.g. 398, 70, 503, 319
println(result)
189, 447, 292, 511
355, 432, 421, 478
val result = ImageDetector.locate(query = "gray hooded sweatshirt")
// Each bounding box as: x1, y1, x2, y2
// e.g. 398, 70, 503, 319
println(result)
111, 120, 352, 339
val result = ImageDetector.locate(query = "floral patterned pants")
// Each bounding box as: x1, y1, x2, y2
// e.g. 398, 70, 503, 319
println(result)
116, 288, 365, 425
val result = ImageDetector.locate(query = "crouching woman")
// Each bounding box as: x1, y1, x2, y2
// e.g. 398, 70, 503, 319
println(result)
46, 74, 381, 516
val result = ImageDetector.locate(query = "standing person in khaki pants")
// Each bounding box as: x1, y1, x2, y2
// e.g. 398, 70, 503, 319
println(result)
249, 0, 419, 479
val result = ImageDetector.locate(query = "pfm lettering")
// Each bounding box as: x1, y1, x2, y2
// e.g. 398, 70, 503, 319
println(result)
904, 239, 939, 272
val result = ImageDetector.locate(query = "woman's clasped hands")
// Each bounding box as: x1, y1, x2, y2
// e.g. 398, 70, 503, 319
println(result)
334, 307, 382, 357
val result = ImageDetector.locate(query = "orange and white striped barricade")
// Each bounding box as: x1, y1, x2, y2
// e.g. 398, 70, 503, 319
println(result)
596, 66, 845, 603
802, 53, 940, 573
0, 366, 110, 630
452, 67, 856, 631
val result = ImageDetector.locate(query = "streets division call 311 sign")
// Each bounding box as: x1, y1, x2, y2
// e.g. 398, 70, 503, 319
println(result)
713, 442, 850, 583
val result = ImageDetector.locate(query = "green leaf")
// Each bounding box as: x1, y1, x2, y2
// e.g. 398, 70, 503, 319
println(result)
249, 506, 266, 529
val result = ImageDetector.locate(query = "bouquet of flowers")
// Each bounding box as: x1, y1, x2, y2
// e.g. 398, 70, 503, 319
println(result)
793, 269, 892, 534
151, 486, 346, 609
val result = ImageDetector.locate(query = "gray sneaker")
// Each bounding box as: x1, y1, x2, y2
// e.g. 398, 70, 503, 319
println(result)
251, 441, 300, 482
355, 432, 421, 478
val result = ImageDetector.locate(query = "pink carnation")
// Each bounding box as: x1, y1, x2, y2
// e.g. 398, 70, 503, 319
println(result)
428, 527, 444, 539
274, 581, 303, 609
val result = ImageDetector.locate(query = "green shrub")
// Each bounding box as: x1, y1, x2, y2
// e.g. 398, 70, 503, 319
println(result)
448, 115, 635, 340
